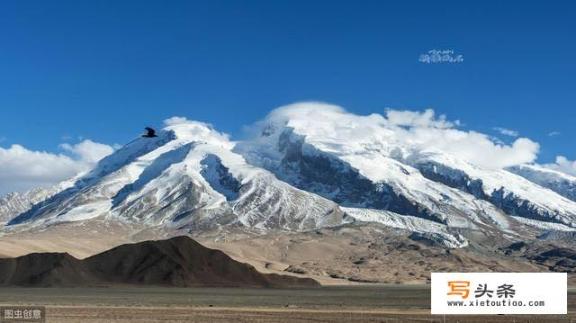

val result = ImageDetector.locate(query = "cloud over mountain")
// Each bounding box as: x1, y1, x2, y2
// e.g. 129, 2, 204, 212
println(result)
545, 156, 576, 176
259, 102, 539, 170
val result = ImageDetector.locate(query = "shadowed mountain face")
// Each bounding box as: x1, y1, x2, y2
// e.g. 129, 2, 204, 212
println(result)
0, 236, 318, 288
0, 252, 96, 287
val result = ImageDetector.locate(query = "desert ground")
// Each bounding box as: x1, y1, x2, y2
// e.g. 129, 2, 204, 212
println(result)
0, 286, 574, 323
1, 220, 574, 322
0, 219, 565, 285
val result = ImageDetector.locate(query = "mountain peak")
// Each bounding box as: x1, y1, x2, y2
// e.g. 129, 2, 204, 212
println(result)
2, 109, 576, 250
163, 117, 232, 149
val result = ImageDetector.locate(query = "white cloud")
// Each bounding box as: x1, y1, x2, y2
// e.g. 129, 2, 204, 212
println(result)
164, 116, 190, 126
386, 108, 458, 129
260, 102, 540, 170
493, 127, 519, 137
0, 140, 114, 195
548, 131, 561, 137
60, 140, 115, 164
543, 156, 576, 177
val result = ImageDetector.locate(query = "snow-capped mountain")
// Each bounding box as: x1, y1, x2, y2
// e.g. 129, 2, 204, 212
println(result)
0, 176, 76, 223
0, 187, 58, 223
6, 121, 344, 232
2, 103, 576, 249
404, 153, 576, 227
235, 103, 576, 239
508, 164, 576, 202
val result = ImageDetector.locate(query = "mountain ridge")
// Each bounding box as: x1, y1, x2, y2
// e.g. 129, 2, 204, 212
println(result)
2, 104, 576, 251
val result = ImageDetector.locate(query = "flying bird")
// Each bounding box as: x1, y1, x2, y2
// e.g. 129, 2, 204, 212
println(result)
142, 127, 158, 138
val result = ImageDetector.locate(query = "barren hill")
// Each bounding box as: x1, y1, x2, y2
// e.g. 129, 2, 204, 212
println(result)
0, 236, 319, 288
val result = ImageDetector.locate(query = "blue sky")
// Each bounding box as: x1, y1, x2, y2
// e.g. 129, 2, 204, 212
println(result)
0, 0, 574, 163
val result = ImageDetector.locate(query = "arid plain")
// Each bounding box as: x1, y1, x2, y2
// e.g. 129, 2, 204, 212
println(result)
0, 286, 575, 323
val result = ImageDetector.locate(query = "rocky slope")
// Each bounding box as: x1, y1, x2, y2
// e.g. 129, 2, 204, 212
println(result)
0, 187, 61, 223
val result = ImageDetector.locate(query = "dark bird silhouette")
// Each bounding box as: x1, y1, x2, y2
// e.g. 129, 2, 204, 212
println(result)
142, 127, 158, 138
